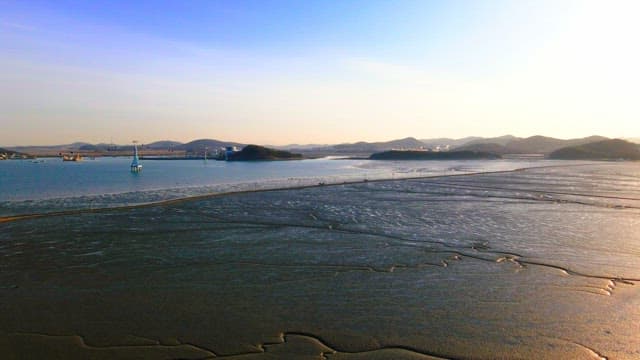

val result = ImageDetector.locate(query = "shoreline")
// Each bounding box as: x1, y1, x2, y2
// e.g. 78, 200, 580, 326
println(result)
0, 162, 598, 224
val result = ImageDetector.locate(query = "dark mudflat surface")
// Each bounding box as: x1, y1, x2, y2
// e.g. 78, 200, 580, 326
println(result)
2, 163, 640, 359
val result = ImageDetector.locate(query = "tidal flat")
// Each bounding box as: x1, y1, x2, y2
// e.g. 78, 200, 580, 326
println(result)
1, 163, 640, 359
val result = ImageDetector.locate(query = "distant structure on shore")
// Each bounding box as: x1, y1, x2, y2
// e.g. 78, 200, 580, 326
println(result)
225, 146, 240, 161
0, 147, 33, 159
62, 152, 82, 161
131, 141, 142, 172
370, 150, 501, 160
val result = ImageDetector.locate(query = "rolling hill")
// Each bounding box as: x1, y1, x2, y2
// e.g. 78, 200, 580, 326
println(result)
454, 135, 609, 155
146, 140, 184, 149
461, 135, 519, 147
419, 137, 483, 148
298, 137, 426, 155
549, 139, 640, 160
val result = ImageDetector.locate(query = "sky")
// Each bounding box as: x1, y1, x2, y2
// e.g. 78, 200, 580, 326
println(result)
1, 0, 639, 146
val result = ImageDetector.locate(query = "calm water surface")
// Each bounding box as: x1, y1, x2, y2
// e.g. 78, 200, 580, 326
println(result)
0, 157, 554, 216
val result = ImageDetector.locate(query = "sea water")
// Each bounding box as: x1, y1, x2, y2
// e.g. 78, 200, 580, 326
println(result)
0, 157, 558, 216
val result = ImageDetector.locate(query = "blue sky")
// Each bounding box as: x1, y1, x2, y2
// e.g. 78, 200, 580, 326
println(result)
1, 0, 639, 145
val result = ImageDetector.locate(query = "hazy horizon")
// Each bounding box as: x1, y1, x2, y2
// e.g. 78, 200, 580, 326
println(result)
2, 0, 639, 146
3, 133, 635, 149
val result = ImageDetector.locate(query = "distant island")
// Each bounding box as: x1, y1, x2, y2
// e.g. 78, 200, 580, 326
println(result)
370, 150, 501, 160
549, 139, 640, 160
4, 135, 640, 161
227, 145, 303, 161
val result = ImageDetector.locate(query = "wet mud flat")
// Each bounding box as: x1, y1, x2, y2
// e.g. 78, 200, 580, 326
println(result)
1, 163, 640, 359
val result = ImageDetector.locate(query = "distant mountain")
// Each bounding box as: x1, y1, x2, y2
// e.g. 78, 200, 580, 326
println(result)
332, 137, 423, 151
549, 139, 640, 160
146, 140, 184, 149
178, 139, 245, 154
454, 142, 510, 155
420, 137, 482, 148
8, 143, 90, 152
462, 135, 520, 147
380, 137, 429, 149
307, 137, 426, 155
505, 135, 608, 154
227, 145, 303, 161
78, 144, 104, 151
68, 142, 93, 149
77, 141, 184, 151
454, 135, 609, 155
0, 147, 18, 155
271, 143, 330, 150
568, 135, 610, 146
3, 135, 624, 158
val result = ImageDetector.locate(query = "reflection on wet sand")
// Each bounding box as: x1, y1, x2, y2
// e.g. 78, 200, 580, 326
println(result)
1, 163, 640, 359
